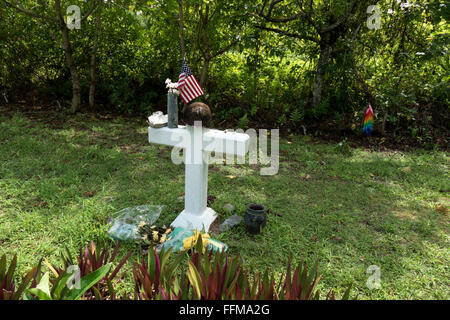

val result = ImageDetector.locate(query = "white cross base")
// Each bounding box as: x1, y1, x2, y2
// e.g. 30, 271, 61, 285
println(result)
148, 125, 249, 232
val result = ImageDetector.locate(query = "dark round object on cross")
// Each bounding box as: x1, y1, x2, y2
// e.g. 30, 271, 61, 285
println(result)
181, 102, 212, 127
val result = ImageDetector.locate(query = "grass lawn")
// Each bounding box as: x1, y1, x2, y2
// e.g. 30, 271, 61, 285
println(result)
0, 108, 448, 299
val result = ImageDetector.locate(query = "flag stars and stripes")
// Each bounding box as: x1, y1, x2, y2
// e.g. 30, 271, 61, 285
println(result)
177, 58, 204, 104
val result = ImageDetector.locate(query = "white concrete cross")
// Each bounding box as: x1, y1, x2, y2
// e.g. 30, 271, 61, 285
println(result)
148, 124, 250, 232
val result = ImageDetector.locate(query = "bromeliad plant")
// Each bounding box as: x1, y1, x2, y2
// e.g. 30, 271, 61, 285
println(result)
132, 245, 185, 300
183, 236, 249, 300
275, 257, 351, 300
133, 234, 353, 300
178, 235, 346, 300
0, 254, 39, 300
279, 258, 321, 300
180, 237, 277, 300
24, 262, 112, 300
47, 240, 132, 300
133, 234, 254, 300
2, 237, 352, 300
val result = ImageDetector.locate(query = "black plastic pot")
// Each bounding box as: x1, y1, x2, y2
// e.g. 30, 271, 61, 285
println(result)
244, 204, 267, 235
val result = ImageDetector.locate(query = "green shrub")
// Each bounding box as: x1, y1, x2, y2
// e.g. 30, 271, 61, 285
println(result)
0, 254, 38, 300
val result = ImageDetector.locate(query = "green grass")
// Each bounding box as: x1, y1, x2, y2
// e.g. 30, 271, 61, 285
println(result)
0, 110, 448, 299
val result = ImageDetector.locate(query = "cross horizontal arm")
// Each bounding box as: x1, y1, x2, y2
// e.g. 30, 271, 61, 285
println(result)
148, 126, 249, 157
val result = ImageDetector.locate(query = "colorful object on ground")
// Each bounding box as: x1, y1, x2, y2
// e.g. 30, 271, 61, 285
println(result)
138, 223, 173, 246
182, 230, 228, 253
182, 230, 211, 251
177, 58, 204, 104
363, 104, 374, 136
160, 227, 228, 253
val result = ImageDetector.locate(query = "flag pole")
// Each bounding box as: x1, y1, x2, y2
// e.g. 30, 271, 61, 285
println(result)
181, 52, 187, 112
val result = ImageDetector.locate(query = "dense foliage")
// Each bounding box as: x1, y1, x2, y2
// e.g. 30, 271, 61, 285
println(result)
1, 239, 351, 300
0, 0, 448, 143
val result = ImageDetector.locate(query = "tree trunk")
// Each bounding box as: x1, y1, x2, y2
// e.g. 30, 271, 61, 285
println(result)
312, 41, 332, 108
381, 111, 388, 136
178, 0, 186, 58
89, 53, 96, 108
5, 0, 98, 113
199, 58, 209, 88
198, 4, 210, 88
89, 0, 102, 108
61, 26, 81, 113
253, 38, 260, 99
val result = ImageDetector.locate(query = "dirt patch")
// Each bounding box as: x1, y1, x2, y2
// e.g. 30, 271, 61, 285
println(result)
392, 208, 422, 222
208, 216, 223, 236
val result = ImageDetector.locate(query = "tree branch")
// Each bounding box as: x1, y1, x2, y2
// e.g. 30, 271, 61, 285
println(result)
256, 25, 319, 43
319, 0, 359, 33
81, 0, 97, 23
178, 0, 186, 59
259, 0, 302, 23
54, 0, 65, 27
259, 0, 269, 16
4, 0, 63, 47
211, 40, 238, 59
299, 0, 319, 31
207, 1, 219, 24
259, 0, 319, 32
267, 0, 283, 17
4, 0, 58, 22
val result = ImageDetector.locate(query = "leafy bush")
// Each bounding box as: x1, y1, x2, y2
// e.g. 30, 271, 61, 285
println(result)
0, 254, 38, 300
1, 238, 352, 300
132, 246, 185, 300
25, 264, 112, 300
133, 235, 351, 300
47, 240, 132, 300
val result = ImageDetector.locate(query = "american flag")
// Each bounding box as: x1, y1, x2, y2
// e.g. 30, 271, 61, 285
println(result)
177, 58, 204, 104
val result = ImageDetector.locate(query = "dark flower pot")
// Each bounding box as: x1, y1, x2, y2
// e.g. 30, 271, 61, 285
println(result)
244, 204, 267, 235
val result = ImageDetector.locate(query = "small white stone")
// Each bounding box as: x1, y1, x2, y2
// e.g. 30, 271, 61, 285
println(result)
148, 111, 168, 128
223, 203, 235, 213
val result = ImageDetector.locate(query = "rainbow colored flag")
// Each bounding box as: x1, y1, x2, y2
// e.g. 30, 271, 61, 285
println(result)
363, 104, 374, 136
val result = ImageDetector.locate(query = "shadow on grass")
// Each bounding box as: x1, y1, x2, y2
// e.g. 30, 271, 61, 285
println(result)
208, 140, 449, 299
